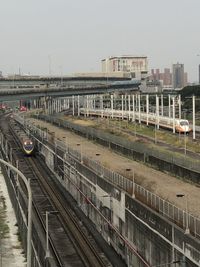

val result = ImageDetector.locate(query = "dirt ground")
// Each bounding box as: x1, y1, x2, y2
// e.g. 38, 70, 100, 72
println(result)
28, 117, 200, 218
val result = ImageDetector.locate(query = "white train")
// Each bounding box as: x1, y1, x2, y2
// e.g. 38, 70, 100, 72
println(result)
10, 114, 35, 155
80, 108, 192, 134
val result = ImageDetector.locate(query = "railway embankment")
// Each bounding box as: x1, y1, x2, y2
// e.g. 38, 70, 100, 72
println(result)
35, 114, 200, 185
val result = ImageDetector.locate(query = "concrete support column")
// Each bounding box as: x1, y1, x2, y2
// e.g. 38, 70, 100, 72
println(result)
47, 100, 49, 115
52, 99, 54, 113
168, 94, 171, 118
54, 99, 56, 113
93, 95, 96, 109
72, 95, 75, 116
172, 97, 175, 134
59, 98, 62, 112
193, 95, 196, 140
136, 94, 138, 112
138, 94, 141, 124
78, 95, 80, 117
132, 95, 135, 122
111, 95, 114, 119
146, 94, 149, 126
161, 94, 164, 117
55, 99, 57, 113
128, 95, 131, 120
156, 95, 159, 129
67, 98, 70, 109
57, 98, 60, 113
58, 99, 60, 112
48, 100, 51, 115
51, 99, 53, 113
64, 98, 67, 109
58, 98, 61, 112
179, 94, 181, 119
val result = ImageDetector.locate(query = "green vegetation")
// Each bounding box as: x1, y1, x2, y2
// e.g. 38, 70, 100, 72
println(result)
180, 85, 200, 98
180, 85, 200, 113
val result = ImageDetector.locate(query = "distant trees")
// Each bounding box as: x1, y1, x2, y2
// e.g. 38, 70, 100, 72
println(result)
180, 85, 200, 98
180, 85, 200, 112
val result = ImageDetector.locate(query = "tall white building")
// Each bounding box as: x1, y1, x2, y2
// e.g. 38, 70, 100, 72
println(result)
101, 55, 148, 79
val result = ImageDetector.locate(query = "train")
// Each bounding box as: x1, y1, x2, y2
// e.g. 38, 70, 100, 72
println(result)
21, 137, 34, 155
9, 115, 35, 155
80, 108, 192, 134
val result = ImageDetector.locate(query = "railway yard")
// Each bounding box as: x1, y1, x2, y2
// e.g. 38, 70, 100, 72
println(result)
1, 108, 200, 266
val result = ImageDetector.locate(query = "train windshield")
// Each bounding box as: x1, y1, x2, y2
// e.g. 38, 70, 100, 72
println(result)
180, 121, 188, 126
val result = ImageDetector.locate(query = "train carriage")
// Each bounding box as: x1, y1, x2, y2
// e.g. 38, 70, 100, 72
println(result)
80, 108, 192, 134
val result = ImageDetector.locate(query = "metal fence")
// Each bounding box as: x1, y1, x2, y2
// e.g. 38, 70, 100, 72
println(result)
38, 114, 200, 173
135, 184, 200, 239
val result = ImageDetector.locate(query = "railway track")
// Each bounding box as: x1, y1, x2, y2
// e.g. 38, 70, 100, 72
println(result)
29, 155, 110, 267
0, 115, 113, 267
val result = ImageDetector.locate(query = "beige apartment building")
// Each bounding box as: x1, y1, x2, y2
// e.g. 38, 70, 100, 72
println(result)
101, 55, 148, 79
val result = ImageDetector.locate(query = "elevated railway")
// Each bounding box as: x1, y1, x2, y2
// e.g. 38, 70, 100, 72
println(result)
0, 78, 141, 101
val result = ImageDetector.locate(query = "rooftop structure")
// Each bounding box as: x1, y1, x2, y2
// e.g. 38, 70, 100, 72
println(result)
101, 55, 148, 80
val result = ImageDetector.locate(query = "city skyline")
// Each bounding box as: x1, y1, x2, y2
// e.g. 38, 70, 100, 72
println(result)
0, 0, 200, 82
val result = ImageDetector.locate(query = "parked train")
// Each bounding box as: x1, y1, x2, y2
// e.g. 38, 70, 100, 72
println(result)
80, 108, 192, 134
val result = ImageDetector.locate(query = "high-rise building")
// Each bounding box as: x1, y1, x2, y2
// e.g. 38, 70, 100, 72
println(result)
150, 68, 172, 86
101, 56, 148, 79
155, 69, 160, 80
172, 63, 185, 89
163, 68, 172, 86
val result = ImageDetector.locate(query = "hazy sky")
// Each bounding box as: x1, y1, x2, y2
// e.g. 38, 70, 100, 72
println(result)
0, 0, 200, 81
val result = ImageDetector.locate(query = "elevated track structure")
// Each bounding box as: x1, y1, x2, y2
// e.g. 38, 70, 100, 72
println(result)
0, 76, 141, 101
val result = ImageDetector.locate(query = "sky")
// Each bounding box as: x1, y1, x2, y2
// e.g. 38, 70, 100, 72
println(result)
0, 0, 200, 82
